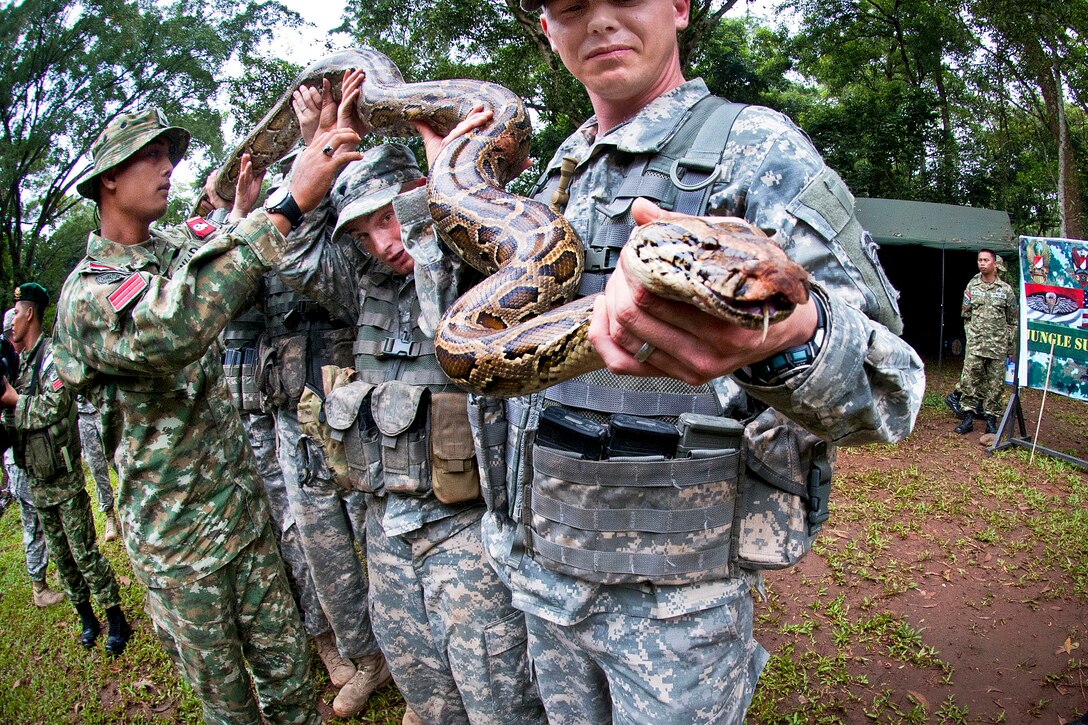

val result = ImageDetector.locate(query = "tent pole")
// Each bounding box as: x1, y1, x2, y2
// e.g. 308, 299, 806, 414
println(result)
938, 247, 946, 372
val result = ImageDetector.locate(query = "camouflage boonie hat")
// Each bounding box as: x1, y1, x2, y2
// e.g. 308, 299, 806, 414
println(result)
14, 282, 49, 309
76, 107, 191, 201
331, 143, 422, 243
520, 0, 545, 11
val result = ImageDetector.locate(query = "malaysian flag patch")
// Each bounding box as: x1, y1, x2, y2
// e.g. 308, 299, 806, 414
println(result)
107, 273, 149, 313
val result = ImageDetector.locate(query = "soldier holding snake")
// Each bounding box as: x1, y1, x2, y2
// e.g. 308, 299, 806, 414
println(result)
411, 0, 927, 722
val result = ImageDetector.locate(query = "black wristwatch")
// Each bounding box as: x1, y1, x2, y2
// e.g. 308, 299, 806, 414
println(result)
738, 295, 827, 386
263, 186, 304, 230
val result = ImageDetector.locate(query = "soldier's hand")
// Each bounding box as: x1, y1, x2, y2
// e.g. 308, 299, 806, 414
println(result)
0, 378, 16, 407
412, 104, 494, 169
203, 170, 229, 210
287, 127, 363, 214
230, 153, 266, 221
336, 69, 370, 138
292, 81, 325, 145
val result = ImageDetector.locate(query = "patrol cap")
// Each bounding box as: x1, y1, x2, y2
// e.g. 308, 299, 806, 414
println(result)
76, 107, 191, 201
3, 308, 15, 334
14, 282, 49, 309
520, 0, 545, 11
331, 143, 423, 242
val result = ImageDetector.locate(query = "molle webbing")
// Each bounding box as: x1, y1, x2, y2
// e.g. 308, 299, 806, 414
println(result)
579, 97, 747, 296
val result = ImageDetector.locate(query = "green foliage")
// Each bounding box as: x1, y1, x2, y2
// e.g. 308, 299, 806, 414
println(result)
0, 0, 300, 298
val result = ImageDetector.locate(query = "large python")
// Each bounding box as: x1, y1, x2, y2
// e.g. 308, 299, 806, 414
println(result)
217, 47, 811, 397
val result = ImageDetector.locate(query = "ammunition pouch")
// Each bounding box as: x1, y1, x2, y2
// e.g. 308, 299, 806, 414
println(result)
296, 383, 350, 493
325, 380, 382, 494
371, 381, 431, 497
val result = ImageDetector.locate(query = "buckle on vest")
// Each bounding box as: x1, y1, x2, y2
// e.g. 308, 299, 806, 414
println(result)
806, 443, 832, 533
379, 337, 415, 358
670, 158, 719, 192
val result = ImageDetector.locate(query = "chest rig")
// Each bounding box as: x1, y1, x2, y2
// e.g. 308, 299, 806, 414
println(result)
518, 97, 769, 585
261, 273, 352, 401
13, 337, 80, 484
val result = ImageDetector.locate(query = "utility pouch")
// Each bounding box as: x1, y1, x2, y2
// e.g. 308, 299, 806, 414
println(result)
371, 380, 431, 496
325, 380, 382, 494
296, 384, 350, 491
276, 335, 308, 402
467, 394, 510, 515
677, 413, 745, 457
255, 333, 284, 407
24, 405, 79, 483
429, 392, 481, 505
732, 408, 833, 570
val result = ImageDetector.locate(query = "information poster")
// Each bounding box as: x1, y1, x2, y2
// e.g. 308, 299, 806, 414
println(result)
1018, 235, 1088, 402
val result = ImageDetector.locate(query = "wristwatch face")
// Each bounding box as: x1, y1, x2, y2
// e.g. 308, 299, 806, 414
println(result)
264, 186, 290, 212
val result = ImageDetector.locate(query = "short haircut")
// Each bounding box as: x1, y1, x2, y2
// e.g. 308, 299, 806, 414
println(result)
978, 248, 996, 260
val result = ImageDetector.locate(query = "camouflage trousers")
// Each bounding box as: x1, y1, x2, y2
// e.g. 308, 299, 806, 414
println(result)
146, 524, 319, 725
276, 404, 378, 660
959, 353, 1005, 417
77, 410, 114, 513
36, 489, 120, 608
366, 498, 546, 725
5, 452, 48, 581
243, 412, 330, 639
524, 584, 767, 725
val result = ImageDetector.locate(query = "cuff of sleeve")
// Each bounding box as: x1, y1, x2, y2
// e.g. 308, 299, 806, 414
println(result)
236, 209, 289, 268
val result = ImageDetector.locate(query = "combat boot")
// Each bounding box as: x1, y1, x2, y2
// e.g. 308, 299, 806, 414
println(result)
403, 706, 424, 725
332, 650, 392, 718
955, 411, 975, 435
75, 600, 100, 648
31, 579, 65, 608
104, 605, 132, 655
315, 630, 356, 688
944, 391, 964, 418
985, 415, 998, 435
103, 510, 120, 542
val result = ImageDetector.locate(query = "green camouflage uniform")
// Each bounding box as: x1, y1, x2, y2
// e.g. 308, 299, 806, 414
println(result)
51, 213, 320, 724
11, 335, 121, 609
958, 273, 1018, 417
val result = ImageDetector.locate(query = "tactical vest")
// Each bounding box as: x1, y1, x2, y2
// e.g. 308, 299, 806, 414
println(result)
259, 273, 352, 405
222, 306, 264, 412
321, 265, 479, 504
13, 337, 80, 483
501, 97, 831, 585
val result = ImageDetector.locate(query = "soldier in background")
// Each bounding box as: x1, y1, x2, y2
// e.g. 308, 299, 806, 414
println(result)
74, 395, 120, 542
2, 307, 65, 608
1, 283, 131, 653
947, 248, 1017, 434
51, 107, 362, 723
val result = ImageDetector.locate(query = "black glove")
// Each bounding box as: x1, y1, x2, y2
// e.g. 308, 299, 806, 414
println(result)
0, 338, 18, 384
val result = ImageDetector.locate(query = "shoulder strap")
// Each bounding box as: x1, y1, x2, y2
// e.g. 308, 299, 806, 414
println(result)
580, 96, 748, 295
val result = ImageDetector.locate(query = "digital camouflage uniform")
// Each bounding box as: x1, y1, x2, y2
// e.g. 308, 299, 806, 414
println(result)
52, 208, 319, 722
958, 273, 1017, 418
75, 396, 114, 513
255, 265, 379, 664
222, 304, 331, 640
4, 446, 48, 583
10, 335, 121, 610
269, 145, 546, 724
461, 80, 925, 724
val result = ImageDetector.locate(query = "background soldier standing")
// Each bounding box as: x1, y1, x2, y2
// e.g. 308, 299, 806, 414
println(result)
51, 107, 361, 724
2, 307, 65, 608
74, 395, 120, 541
0, 283, 132, 653
946, 248, 1018, 434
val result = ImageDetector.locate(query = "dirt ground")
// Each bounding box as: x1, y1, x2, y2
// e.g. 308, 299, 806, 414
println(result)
753, 361, 1088, 724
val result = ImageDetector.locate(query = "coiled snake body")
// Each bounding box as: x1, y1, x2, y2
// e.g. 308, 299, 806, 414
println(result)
220, 48, 810, 397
